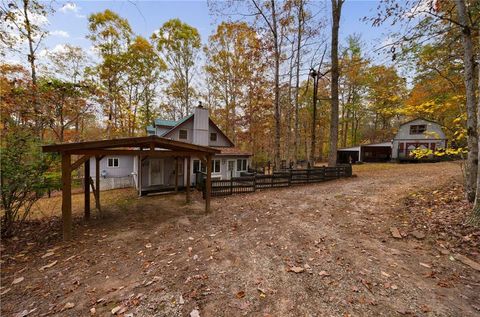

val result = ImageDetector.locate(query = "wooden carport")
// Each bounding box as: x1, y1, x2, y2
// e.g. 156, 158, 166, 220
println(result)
42, 135, 220, 241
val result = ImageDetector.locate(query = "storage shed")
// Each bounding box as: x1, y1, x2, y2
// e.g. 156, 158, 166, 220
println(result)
337, 142, 392, 164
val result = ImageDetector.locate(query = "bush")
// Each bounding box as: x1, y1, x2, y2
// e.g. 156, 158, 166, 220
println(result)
1, 129, 51, 237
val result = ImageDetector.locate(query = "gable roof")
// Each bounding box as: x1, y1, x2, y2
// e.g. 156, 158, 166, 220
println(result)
155, 119, 178, 127
399, 117, 441, 127
156, 114, 235, 147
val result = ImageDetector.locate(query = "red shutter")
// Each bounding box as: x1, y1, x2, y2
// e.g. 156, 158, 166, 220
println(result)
399, 142, 404, 153
430, 143, 436, 151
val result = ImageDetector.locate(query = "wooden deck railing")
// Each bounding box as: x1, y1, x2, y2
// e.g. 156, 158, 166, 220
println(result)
198, 165, 352, 198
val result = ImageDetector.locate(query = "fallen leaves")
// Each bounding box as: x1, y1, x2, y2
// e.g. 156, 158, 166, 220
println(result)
288, 266, 305, 273
12, 277, 24, 285
390, 227, 402, 239
39, 260, 58, 271
63, 302, 75, 310
453, 253, 480, 271
236, 290, 245, 299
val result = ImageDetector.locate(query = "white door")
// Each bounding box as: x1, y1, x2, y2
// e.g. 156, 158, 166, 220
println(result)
149, 159, 164, 185
227, 160, 236, 179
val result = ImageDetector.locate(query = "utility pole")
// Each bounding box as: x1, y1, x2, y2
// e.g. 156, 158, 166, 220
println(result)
309, 68, 318, 165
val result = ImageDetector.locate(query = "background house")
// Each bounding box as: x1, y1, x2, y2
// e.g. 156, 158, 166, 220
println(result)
90, 105, 251, 192
392, 118, 447, 160
337, 118, 448, 163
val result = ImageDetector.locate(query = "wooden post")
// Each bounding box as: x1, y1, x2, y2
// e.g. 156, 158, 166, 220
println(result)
61, 153, 72, 241
175, 157, 179, 193
84, 160, 90, 220
205, 155, 212, 213
95, 156, 101, 211
138, 156, 142, 196
186, 157, 191, 203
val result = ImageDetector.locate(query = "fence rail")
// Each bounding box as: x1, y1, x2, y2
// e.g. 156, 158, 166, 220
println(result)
199, 165, 352, 197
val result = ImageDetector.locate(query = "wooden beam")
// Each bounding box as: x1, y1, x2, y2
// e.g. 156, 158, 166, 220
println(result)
61, 153, 72, 241
186, 157, 191, 203
65, 149, 205, 158
84, 160, 90, 220
175, 157, 179, 193
71, 155, 90, 171
95, 156, 101, 212
42, 135, 220, 154
205, 155, 212, 213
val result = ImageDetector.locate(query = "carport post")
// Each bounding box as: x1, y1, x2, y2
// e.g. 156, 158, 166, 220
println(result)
175, 157, 179, 192
84, 160, 90, 220
95, 156, 101, 211
205, 154, 212, 213
186, 156, 191, 203
61, 153, 72, 241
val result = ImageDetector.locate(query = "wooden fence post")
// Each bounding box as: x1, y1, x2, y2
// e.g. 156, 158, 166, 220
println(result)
230, 175, 233, 195
84, 160, 90, 220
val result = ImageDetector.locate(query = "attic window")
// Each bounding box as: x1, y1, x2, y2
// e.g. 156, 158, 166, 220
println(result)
179, 129, 188, 140
210, 132, 217, 141
410, 124, 426, 134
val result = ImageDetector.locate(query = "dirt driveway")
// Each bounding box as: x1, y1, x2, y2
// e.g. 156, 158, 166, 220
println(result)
1, 162, 479, 317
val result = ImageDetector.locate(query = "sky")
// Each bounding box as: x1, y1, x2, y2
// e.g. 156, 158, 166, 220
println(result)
39, 0, 395, 64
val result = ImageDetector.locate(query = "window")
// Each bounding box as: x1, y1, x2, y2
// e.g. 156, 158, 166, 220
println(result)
210, 132, 217, 141
211, 159, 221, 173
410, 124, 426, 134
193, 160, 206, 173
179, 129, 188, 140
227, 160, 235, 171
236, 159, 247, 171
107, 157, 119, 168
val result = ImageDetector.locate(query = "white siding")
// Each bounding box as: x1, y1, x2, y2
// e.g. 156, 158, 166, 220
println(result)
208, 126, 232, 147
169, 120, 194, 143
89, 155, 134, 178
392, 119, 447, 159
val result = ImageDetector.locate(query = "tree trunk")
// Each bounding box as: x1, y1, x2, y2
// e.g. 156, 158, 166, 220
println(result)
271, 0, 281, 170
293, 0, 304, 163
328, 0, 343, 166
472, 25, 480, 222
455, 0, 478, 203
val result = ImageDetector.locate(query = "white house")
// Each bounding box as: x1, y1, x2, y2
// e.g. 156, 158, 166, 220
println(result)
89, 105, 251, 192
337, 118, 448, 163
392, 118, 447, 160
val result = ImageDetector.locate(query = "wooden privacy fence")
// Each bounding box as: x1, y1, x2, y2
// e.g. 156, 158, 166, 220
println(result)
199, 165, 352, 197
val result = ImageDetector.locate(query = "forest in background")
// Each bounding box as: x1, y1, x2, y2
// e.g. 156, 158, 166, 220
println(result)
1, 0, 479, 233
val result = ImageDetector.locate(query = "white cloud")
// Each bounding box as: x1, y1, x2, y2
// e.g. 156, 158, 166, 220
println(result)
59, 2, 79, 13
59, 2, 85, 18
50, 30, 69, 38
39, 44, 70, 57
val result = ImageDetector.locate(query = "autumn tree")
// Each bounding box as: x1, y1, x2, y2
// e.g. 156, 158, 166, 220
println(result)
0, 0, 51, 136
151, 19, 201, 119
87, 9, 133, 137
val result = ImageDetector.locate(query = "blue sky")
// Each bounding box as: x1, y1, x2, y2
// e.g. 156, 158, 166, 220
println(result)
43, 0, 394, 64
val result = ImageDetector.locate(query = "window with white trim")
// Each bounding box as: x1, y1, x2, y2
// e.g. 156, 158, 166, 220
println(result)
107, 157, 119, 168
212, 159, 221, 173
236, 159, 247, 171
193, 160, 206, 173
